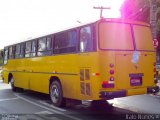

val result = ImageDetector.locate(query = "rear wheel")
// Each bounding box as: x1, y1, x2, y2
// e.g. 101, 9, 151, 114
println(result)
50, 81, 66, 107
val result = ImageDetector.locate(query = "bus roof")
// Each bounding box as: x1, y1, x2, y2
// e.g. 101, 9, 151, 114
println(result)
4, 18, 150, 48
98, 18, 150, 26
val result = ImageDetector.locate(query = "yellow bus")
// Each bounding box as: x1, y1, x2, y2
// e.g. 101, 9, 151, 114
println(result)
2, 18, 159, 107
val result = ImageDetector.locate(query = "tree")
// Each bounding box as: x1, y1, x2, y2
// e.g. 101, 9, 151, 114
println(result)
0, 50, 3, 66
120, 0, 150, 23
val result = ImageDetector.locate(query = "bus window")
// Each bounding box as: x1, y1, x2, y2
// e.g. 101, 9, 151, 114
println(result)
8, 46, 15, 59
31, 41, 36, 57
133, 25, 154, 51
80, 26, 93, 52
99, 22, 134, 50
15, 44, 20, 58
4, 48, 8, 64
20, 43, 25, 58
38, 38, 46, 56
25, 42, 31, 57
54, 30, 77, 54
37, 37, 52, 56
68, 31, 77, 47
47, 37, 52, 50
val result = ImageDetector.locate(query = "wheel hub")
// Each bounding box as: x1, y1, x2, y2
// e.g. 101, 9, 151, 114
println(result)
51, 86, 59, 103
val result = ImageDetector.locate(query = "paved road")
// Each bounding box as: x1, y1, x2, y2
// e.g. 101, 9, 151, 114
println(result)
0, 80, 160, 120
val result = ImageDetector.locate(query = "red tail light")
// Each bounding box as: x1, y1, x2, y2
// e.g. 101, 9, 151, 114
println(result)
110, 76, 114, 81
95, 73, 100, 76
109, 63, 114, 68
154, 62, 156, 66
153, 62, 157, 84
110, 70, 114, 75
102, 81, 114, 88
102, 81, 108, 88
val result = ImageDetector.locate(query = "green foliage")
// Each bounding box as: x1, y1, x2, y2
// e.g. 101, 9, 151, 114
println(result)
0, 58, 3, 66
0, 50, 3, 66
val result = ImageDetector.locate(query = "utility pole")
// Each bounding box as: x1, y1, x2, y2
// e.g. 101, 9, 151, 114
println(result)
149, 0, 160, 64
93, 6, 110, 19
150, 0, 157, 39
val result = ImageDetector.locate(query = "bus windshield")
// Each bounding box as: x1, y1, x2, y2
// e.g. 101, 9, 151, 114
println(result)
99, 22, 155, 51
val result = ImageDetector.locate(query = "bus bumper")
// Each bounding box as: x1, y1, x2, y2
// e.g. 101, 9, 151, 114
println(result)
99, 90, 126, 99
99, 86, 159, 99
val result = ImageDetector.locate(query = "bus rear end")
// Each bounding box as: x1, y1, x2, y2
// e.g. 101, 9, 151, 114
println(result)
97, 19, 159, 99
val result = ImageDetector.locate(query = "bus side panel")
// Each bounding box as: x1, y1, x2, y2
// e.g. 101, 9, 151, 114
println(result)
29, 73, 50, 94
77, 52, 101, 100
27, 55, 79, 98
2, 70, 9, 84
50, 54, 79, 99
14, 59, 29, 89
26, 57, 47, 93
3, 60, 17, 85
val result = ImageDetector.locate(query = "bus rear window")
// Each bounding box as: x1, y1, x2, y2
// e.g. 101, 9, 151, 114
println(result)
99, 22, 134, 50
133, 25, 154, 51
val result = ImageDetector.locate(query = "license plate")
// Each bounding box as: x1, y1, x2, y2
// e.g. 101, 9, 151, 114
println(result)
130, 77, 142, 86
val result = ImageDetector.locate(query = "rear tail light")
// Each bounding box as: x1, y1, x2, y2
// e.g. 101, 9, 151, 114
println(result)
110, 76, 114, 81
102, 81, 108, 87
110, 70, 114, 75
92, 73, 100, 76
103, 63, 115, 88
109, 63, 114, 68
153, 62, 157, 84
95, 73, 100, 76
102, 81, 114, 88
154, 62, 156, 66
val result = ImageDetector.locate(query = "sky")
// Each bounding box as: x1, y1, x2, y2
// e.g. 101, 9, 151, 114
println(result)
0, 0, 124, 49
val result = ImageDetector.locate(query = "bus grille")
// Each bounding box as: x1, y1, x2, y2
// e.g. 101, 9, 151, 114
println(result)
86, 83, 91, 96
80, 69, 91, 96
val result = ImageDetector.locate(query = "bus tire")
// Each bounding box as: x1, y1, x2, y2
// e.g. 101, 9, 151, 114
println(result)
10, 77, 17, 92
16, 87, 24, 93
50, 81, 66, 107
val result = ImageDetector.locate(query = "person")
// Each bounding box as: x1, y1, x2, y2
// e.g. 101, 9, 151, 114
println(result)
80, 27, 92, 52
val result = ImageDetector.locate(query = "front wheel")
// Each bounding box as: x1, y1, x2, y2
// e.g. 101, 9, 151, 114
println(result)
10, 77, 17, 92
50, 81, 66, 107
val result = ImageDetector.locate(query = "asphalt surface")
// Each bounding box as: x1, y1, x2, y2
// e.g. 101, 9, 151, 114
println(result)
0, 80, 160, 120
